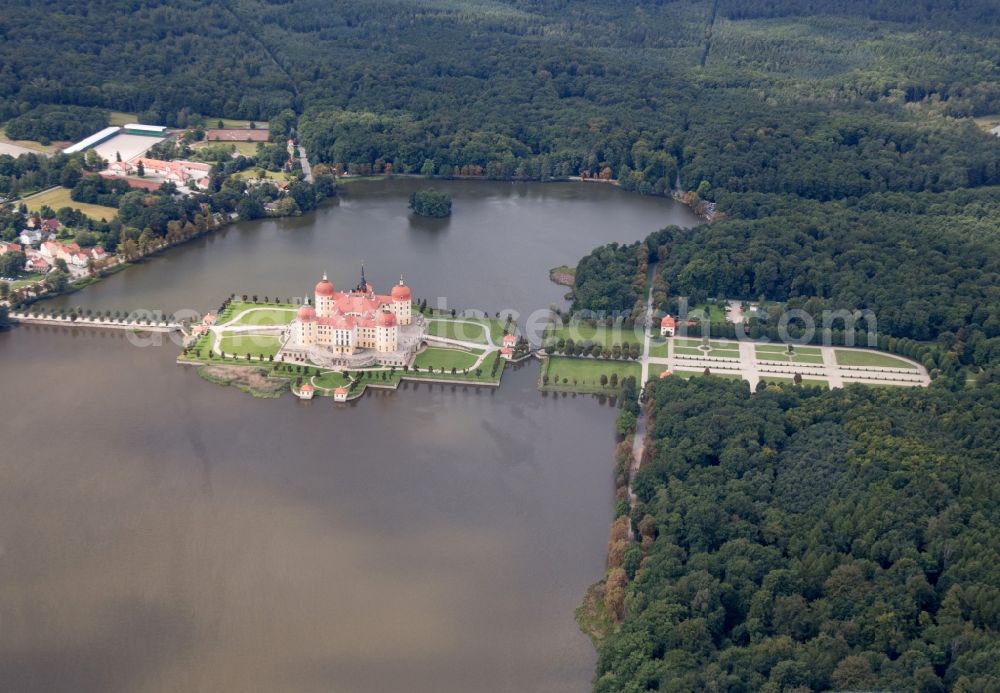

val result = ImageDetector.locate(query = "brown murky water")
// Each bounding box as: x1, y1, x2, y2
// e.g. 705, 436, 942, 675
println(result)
2, 182, 697, 692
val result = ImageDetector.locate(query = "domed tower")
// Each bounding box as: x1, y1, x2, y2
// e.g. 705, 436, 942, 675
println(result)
390, 274, 412, 325
293, 303, 318, 347
375, 309, 397, 352
314, 273, 336, 316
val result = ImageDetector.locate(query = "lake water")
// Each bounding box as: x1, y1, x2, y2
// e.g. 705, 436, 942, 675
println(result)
2, 181, 698, 692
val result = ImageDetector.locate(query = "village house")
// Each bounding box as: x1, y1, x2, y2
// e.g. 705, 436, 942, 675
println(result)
0, 241, 22, 255
660, 315, 677, 337
25, 255, 50, 273
18, 229, 42, 246
500, 333, 517, 360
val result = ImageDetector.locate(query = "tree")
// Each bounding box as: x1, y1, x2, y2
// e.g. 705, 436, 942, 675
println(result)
408, 188, 452, 217
44, 269, 69, 293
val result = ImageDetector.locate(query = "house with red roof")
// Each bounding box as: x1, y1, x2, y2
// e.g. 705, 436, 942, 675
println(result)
0, 241, 22, 255
333, 386, 349, 402
660, 314, 677, 337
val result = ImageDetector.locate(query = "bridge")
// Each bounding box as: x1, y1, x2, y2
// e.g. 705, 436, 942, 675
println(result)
10, 311, 183, 333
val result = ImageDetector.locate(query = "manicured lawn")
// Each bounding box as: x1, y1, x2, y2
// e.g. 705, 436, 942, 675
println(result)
413, 346, 481, 372
424, 312, 508, 344
544, 321, 645, 353
755, 345, 824, 364
228, 307, 297, 327
835, 349, 917, 369
23, 187, 118, 220
426, 318, 489, 344
313, 370, 354, 390
218, 333, 282, 358
234, 166, 289, 180
648, 338, 669, 358
541, 356, 640, 393
217, 302, 296, 325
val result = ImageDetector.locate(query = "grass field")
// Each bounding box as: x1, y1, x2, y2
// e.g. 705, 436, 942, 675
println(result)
7, 274, 46, 289
541, 356, 640, 393
0, 132, 64, 155
218, 333, 282, 358
755, 344, 825, 364
685, 303, 727, 322
218, 302, 296, 326
544, 322, 645, 352
648, 339, 669, 358
835, 349, 917, 369
108, 111, 137, 126
413, 346, 481, 372
426, 318, 490, 344
23, 187, 118, 220
425, 313, 509, 344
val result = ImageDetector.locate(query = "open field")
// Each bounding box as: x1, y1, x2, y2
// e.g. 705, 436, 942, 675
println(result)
23, 187, 117, 220
0, 132, 64, 155
835, 349, 917, 369
108, 112, 137, 126
7, 274, 46, 290
544, 321, 645, 352
218, 333, 282, 358
649, 338, 669, 358
91, 133, 164, 163
541, 356, 640, 393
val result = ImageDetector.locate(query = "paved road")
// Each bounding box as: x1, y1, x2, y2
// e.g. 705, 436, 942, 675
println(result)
298, 146, 313, 183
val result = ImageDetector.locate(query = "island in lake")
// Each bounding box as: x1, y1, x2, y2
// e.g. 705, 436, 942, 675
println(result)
180, 266, 525, 399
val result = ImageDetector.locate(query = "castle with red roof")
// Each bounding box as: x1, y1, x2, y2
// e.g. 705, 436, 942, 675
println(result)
285, 268, 417, 367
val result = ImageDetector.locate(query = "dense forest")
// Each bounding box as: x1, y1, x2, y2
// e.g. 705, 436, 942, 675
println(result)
4, 0, 1000, 198
594, 376, 1000, 692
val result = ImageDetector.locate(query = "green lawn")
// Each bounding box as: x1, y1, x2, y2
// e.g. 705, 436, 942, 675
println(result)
426, 318, 490, 344
684, 302, 727, 322
648, 338, 669, 358
219, 303, 297, 326
835, 349, 917, 369
234, 166, 290, 180
218, 333, 282, 358
541, 356, 641, 393
755, 345, 824, 364
108, 111, 137, 126
413, 346, 481, 372
23, 187, 118, 221
544, 321, 645, 353
425, 313, 508, 344
7, 274, 46, 289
